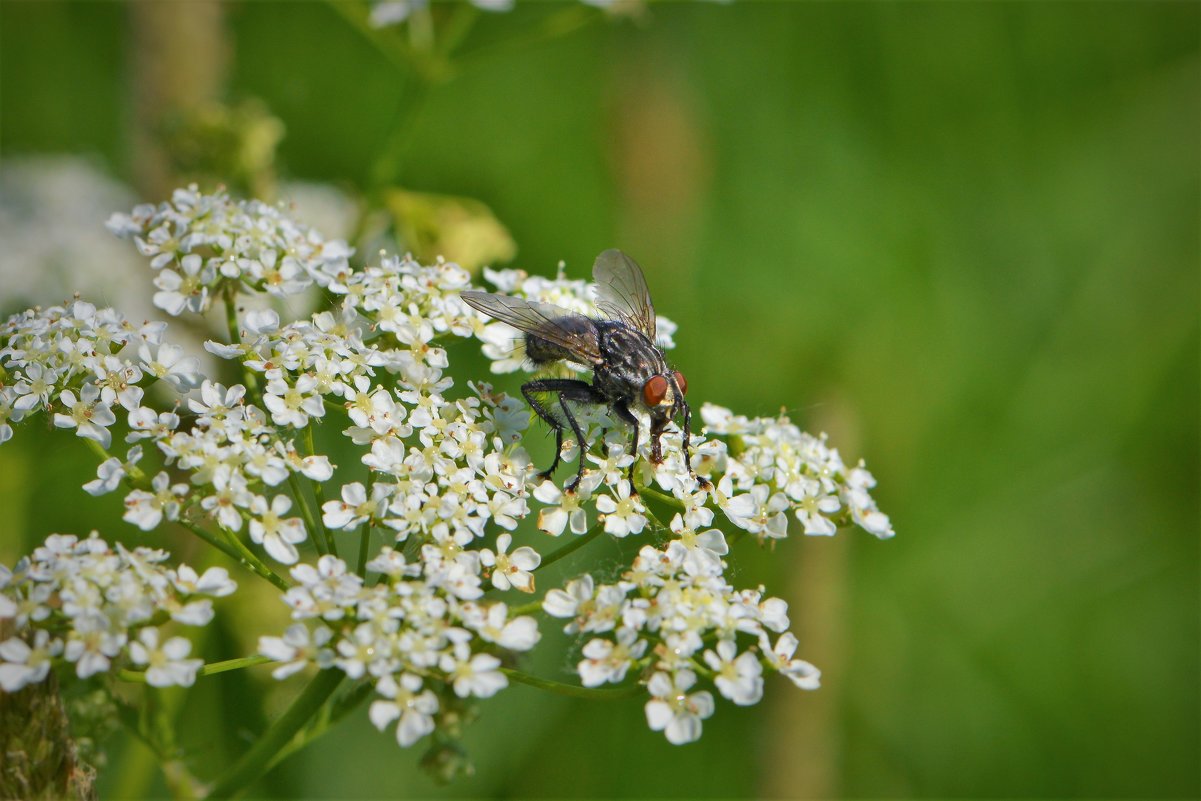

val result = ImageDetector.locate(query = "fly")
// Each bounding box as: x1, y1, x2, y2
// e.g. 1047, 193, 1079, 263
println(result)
461, 249, 707, 493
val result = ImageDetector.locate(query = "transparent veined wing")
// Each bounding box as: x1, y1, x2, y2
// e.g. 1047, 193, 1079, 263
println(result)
460, 290, 604, 365
592, 249, 656, 340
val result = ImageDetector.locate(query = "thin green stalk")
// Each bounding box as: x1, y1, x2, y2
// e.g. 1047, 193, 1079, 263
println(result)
356, 523, 372, 576
287, 473, 329, 557
118, 655, 271, 684
535, 522, 604, 571
500, 668, 643, 701
204, 669, 345, 800
359, 476, 380, 575
222, 284, 258, 395
456, 5, 595, 68
303, 427, 335, 557
179, 520, 289, 593
635, 484, 686, 512
83, 438, 147, 484
266, 682, 373, 770
507, 600, 543, 617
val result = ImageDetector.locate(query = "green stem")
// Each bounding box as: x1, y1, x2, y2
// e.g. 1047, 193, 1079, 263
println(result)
455, 5, 595, 68
636, 485, 685, 512
204, 669, 345, 800
355, 475, 374, 576
536, 522, 604, 571
83, 438, 147, 484
180, 520, 290, 593
507, 600, 544, 617
500, 668, 643, 701
222, 283, 261, 398
435, 2, 479, 59
303, 427, 335, 557
266, 682, 373, 771
287, 473, 328, 557
117, 655, 273, 684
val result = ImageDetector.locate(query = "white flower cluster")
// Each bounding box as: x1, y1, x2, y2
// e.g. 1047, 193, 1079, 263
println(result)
258, 549, 538, 748
125, 379, 331, 563
106, 184, 353, 316
0, 186, 895, 766
702, 405, 896, 540
0, 300, 201, 448
0, 532, 235, 691
543, 507, 818, 745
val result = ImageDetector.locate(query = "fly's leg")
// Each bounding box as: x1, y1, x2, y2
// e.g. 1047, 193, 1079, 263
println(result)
522, 379, 604, 487
612, 400, 641, 491
682, 398, 706, 492
522, 381, 565, 479
556, 393, 591, 492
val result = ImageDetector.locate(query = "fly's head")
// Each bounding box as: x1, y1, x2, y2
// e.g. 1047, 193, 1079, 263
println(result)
642, 370, 689, 463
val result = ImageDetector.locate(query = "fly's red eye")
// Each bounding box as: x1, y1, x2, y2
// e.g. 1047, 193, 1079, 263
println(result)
643, 375, 668, 407
673, 371, 688, 395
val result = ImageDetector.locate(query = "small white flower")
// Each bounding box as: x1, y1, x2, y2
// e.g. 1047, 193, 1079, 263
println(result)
152, 254, 212, 316
128, 628, 202, 687
441, 644, 507, 699
788, 476, 840, 536
259, 623, 332, 679
542, 575, 594, 620
760, 632, 821, 690
479, 533, 540, 593
53, 385, 117, 448
595, 481, 647, 537
703, 639, 763, 706
249, 495, 308, 564
138, 342, 202, 391
668, 513, 728, 577
644, 670, 715, 745
83, 448, 138, 496
533, 480, 589, 536
123, 472, 188, 531
0, 630, 62, 691
723, 484, 790, 539
322, 482, 382, 530
578, 627, 646, 687
171, 565, 236, 597
369, 673, 439, 748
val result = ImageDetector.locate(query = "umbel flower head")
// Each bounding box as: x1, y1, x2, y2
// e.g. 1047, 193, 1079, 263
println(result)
0, 533, 234, 690
0, 185, 894, 773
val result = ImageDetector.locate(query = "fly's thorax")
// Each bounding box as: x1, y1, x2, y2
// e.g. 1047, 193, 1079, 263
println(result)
593, 321, 669, 404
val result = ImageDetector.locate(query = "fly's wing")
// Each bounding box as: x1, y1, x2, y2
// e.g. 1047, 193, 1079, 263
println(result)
460, 290, 604, 365
592, 248, 656, 341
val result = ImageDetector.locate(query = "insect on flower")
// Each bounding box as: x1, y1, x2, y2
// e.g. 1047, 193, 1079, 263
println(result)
462, 249, 709, 493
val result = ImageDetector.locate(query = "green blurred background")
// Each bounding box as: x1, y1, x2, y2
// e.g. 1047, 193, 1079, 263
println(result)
1, 1, 1197, 798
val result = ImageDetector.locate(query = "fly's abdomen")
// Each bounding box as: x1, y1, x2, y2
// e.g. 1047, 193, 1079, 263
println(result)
525, 316, 601, 364
525, 332, 572, 364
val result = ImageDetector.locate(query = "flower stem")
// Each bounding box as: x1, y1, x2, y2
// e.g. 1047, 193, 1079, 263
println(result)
302, 427, 335, 557
536, 522, 603, 571
635, 484, 685, 512
354, 476, 379, 579
204, 669, 345, 800
287, 473, 328, 557
118, 655, 272, 684
83, 438, 146, 485
222, 283, 258, 395
507, 600, 544, 617
500, 668, 643, 700
179, 520, 290, 593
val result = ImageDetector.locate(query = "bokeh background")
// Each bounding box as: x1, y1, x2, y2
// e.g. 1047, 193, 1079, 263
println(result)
1, 1, 1197, 798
